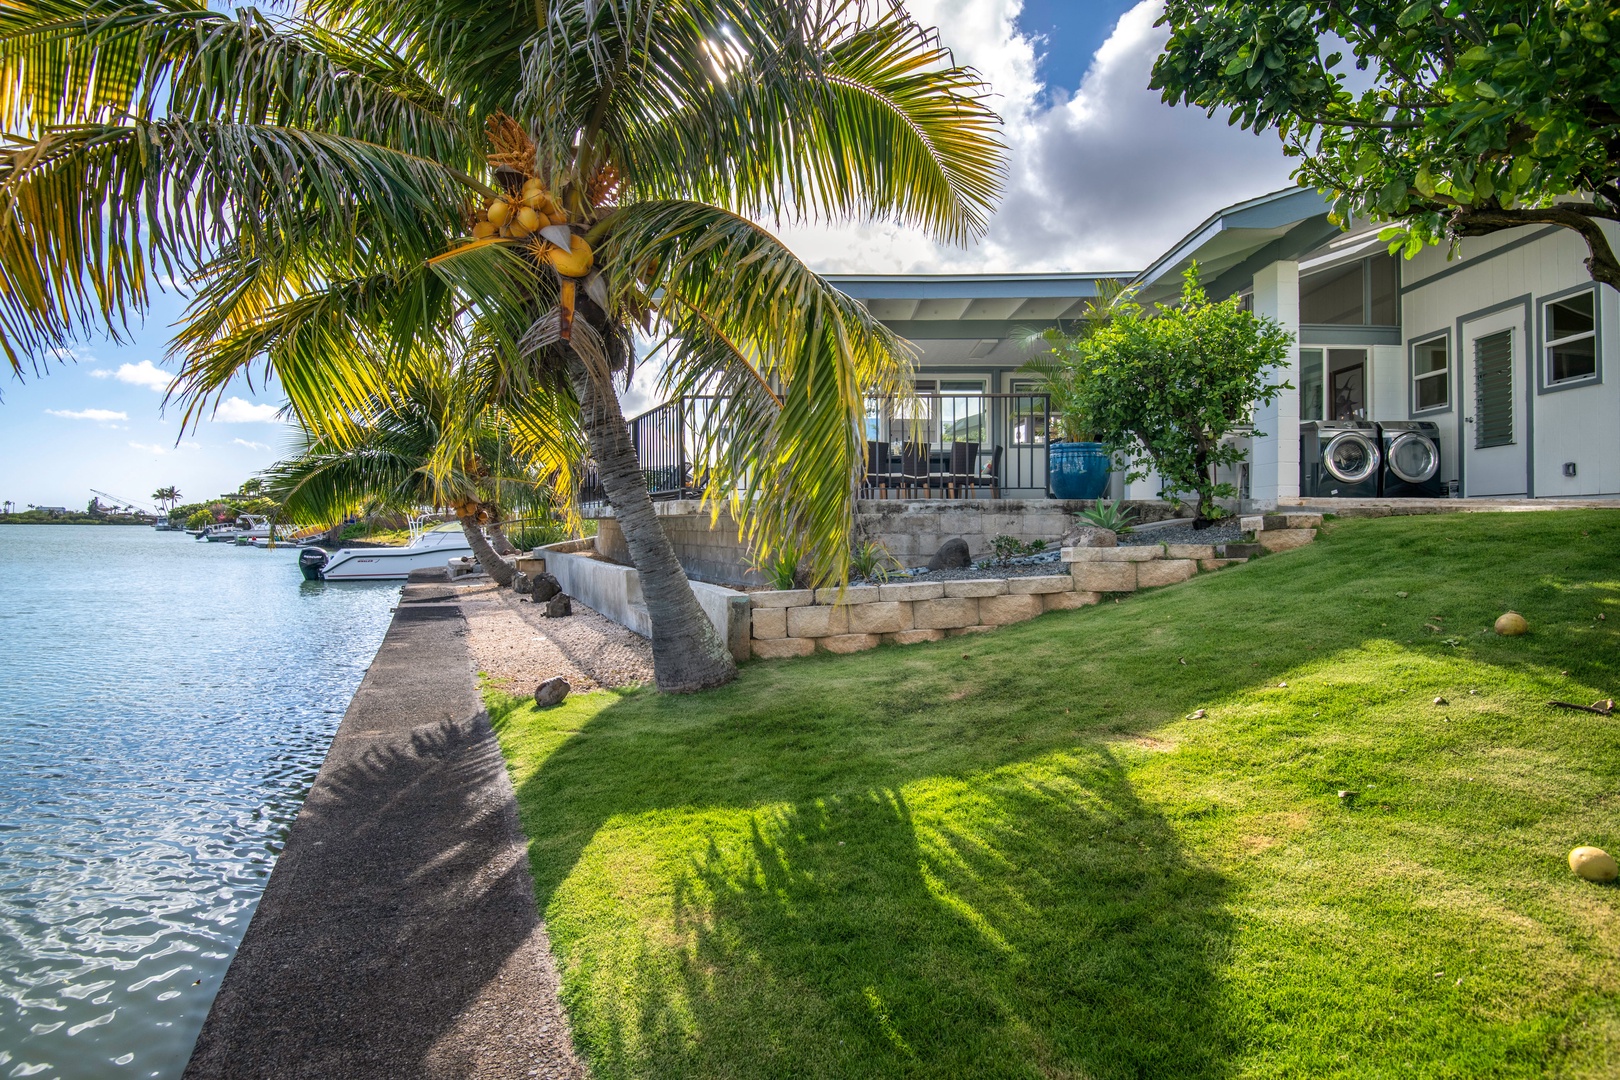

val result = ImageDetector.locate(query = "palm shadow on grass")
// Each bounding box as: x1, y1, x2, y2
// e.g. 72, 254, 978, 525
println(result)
490, 510, 1620, 1080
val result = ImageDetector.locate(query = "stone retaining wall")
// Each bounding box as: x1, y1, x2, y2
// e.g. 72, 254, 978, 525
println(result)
748, 575, 1097, 658
746, 513, 1322, 660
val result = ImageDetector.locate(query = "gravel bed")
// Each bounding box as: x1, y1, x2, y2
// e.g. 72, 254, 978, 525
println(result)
861, 548, 1067, 585
457, 581, 654, 691
1117, 518, 1244, 547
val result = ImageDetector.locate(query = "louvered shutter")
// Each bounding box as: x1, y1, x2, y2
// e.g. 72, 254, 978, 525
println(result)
1473, 330, 1514, 448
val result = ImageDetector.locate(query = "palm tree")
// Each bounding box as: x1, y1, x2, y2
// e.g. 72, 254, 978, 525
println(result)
151, 486, 181, 512
263, 353, 573, 585
0, 0, 1003, 691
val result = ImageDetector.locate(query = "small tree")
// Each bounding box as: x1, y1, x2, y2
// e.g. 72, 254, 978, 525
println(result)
1076, 266, 1293, 524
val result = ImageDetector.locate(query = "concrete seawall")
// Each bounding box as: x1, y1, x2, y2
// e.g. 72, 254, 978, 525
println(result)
183, 580, 582, 1079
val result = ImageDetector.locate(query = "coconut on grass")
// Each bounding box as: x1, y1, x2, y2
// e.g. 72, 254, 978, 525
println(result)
1494, 611, 1528, 636
1569, 846, 1618, 882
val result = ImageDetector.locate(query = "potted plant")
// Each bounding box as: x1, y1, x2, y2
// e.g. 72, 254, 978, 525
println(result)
1019, 281, 1127, 501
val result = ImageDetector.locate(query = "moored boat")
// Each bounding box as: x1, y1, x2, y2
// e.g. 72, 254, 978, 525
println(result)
300, 523, 475, 581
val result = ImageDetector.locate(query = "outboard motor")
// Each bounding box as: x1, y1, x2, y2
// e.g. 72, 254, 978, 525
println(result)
299, 547, 330, 582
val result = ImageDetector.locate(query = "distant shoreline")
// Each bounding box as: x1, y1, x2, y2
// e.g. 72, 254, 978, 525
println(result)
0, 515, 153, 526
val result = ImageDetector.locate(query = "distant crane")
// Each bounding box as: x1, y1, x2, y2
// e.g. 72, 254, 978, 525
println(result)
89, 489, 155, 516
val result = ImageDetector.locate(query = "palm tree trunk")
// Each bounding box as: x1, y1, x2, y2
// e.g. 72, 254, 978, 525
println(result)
459, 516, 515, 585
568, 357, 737, 692
488, 521, 519, 556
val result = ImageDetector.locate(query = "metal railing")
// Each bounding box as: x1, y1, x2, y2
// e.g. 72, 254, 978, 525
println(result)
579, 391, 1053, 507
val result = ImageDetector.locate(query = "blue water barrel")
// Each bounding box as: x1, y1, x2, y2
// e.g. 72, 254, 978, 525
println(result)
1049, 442, 1111, 500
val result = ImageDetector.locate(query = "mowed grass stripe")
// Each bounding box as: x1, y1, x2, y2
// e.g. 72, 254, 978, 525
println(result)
491, 510, 1620, 1079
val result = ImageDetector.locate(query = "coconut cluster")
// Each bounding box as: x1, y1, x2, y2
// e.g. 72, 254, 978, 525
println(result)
474, 177, 564, 240
470, 177, 596, 283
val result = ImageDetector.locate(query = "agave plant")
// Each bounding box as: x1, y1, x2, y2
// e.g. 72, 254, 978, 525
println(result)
0, 0, 1003, 690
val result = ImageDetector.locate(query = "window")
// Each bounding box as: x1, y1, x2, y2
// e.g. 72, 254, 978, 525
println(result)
1544, 290, 1597, 385
1299, 348, 1325, 421
937, 380, 986, 445
1474, 330, 1514, 448
1369, 254, 1399, 325
1008, 379, 1048, 445
1299, 253, 1400, 326
1411, 335, 1449, 412
1300, 262, 1364, 325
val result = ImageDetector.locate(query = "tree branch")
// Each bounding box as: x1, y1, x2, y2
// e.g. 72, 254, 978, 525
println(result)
1452, 206, 1620, 290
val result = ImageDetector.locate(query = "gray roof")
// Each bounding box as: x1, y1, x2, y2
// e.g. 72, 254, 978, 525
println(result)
1130, 185, 1340, 302
824, 272, 1128, 338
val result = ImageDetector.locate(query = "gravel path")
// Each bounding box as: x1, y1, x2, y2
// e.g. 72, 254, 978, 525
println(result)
458, 581, 654, 692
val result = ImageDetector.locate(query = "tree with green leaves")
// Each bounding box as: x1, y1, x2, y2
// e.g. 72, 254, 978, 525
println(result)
151, 486, 181, 512
1151, 1, 1620, 288
1073, 267, 1293, 525
0, 0, 1003, 691
263, 353, 574, 585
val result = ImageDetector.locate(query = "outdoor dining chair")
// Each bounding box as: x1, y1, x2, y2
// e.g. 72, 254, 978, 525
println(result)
965, 445, 1004, 499
945, 440, 980, 498
900, 442, 931, 498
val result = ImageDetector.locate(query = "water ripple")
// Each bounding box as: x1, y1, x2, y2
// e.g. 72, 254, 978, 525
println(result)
0, 526, 397, 1078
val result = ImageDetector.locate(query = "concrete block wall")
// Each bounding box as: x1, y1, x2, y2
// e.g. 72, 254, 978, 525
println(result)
854, 499, 1184, 568
540, 541, 752, 662
594, 503, 766, 588
589, 499, 1191, 586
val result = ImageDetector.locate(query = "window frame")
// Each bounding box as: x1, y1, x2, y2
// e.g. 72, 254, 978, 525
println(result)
1407, 329, 1452, 416
1537, 285, 1602, 393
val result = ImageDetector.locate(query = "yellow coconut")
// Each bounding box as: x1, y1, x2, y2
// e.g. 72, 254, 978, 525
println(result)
544, 234, 594, 277
472, 221, 498, 239
508, 219, 532, 239
487, 199, 512, 226
1569, 846, 1618, 881
1494, 611, 1528, 636
522, 177, 544, 195
516, 206, 543, 232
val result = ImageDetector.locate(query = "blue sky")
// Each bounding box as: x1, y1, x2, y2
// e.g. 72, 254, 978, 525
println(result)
1, 0, 1293, 508
0, 291, 296, 511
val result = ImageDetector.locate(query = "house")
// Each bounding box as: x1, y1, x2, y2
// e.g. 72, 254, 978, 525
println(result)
600, 184, 1616, 580
825, 184, 1620, 507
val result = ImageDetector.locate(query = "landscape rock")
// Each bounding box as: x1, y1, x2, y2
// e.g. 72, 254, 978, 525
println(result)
512, 571, 533, 595
543, 593, 573, 618
534, 676, 571, 707
531, 573, 563, 602
927, 537, 972, 570
1062, 526, 1117, 549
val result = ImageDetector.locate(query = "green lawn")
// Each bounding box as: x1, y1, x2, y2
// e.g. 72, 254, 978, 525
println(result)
490, 510, 1620, 1079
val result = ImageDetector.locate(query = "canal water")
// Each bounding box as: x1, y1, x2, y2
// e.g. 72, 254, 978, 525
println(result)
0, 526, 398, 1078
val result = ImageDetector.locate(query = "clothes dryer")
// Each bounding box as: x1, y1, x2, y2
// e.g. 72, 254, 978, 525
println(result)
1299, 421, 1382, 498
1377, 421, 1444, 498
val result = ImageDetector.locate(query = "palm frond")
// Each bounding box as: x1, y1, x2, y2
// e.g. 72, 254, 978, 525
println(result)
610, 197, 914, 582
533, 0, 1003, 240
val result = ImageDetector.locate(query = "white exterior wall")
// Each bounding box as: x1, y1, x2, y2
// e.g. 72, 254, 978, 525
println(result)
1400, 224, 1620, 496
1250, 260, 1301, 507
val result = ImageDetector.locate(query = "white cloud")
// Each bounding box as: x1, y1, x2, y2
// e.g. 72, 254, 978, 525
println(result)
47, 407, 128, 422
212, 397, 283, 423
91, 359, 173, 391
233, 438, 271, 451
128, 441, 169, 455
770, 0, 1295, 274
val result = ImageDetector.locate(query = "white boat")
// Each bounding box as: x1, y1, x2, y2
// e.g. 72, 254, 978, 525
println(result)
300, 522, 475, 581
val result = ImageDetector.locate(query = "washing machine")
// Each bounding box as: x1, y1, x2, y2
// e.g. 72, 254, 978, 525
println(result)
1376, 420, 1444, 498
1299, 421, 1382, 498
